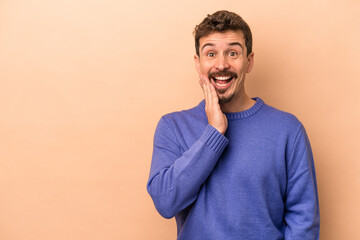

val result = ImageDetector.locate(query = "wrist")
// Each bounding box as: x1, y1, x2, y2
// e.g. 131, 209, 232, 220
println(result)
212, 125, 226, 135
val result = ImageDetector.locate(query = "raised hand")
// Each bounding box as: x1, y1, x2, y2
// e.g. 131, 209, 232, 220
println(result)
199, 74, 228, 135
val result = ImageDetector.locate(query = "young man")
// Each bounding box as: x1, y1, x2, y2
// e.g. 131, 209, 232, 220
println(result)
147, 10, 320, 240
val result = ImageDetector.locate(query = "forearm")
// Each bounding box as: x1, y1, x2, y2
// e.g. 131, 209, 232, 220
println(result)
147, 124, 228, 219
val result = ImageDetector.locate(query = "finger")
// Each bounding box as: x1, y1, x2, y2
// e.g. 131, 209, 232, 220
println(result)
200, 76, 210, 106
208, 80, 217, 97
205, 75, 217, 110
204, 78, 210, 104
206, 75, 217, 102
200, 74, 205, 86
201, 74, 211, 85
199, 78, 204, 91
209, 82, 220, 106
200, 75, 210, 96
199, 76, 208, 103
203, 75, 211, 93
205, 76, 218, 102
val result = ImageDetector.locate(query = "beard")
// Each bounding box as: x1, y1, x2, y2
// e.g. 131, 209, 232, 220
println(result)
208, 69, 238, 104
218, 93, 235, 104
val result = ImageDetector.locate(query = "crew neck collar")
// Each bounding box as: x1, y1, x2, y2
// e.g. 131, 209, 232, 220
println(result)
198, 97, 264, 120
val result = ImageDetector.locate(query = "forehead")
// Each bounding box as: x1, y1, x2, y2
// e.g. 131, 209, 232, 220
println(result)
199, 30, 245, 49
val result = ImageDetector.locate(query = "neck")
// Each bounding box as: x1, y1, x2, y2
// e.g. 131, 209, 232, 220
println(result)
220, 91, 255, 113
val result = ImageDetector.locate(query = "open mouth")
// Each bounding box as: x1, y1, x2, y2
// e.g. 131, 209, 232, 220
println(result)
208, 70, 237, 89
212, 75, 233, 87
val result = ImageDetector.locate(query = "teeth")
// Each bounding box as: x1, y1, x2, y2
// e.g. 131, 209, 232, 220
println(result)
214, 76, 231, 80
215, 82, 228, 87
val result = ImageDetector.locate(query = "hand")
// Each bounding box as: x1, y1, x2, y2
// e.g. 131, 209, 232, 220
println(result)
199, 74, 228, 135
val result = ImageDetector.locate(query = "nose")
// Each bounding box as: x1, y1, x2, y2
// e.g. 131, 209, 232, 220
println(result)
215, 54, 230, 70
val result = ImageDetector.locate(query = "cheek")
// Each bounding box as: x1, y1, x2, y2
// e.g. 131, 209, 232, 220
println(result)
200, 65, 211, 74
200, 60, 214, 72
231, 59, 245, 69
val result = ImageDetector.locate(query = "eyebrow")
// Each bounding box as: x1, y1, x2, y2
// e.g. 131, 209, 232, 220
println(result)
229, 42, 243, 49
201, 42, 244, 53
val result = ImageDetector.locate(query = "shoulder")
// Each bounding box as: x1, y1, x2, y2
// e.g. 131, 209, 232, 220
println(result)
259, 100, 303, 132
257, 99, 312, 157
154, 101, 208, 148
160, 100, 206, 126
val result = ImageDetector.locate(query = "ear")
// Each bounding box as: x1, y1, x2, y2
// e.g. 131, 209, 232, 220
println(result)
194, 54, 201, 74
246, 52, 254, 73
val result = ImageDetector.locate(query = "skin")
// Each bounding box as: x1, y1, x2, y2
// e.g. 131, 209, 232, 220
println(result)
194, 30, 255, 135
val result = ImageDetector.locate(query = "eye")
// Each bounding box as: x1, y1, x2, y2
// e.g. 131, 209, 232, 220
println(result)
229, 51, 238, 57
207, 52, 215, 57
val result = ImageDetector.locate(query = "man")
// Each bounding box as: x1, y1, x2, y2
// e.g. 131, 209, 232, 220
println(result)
147, 10, 320, 240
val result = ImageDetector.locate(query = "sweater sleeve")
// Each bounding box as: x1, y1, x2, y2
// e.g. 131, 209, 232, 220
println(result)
147, 117, 229, 219
284, 125, 320, 240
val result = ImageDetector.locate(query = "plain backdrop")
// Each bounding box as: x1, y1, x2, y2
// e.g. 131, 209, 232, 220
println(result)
1, 0, 360, 239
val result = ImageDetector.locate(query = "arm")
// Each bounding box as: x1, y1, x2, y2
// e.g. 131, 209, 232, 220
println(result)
147, 119, 228, 219
284, 125, 320, 239
147, 74, 228, 219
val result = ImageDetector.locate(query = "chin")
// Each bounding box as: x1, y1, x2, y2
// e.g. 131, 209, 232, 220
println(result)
219, 94, 235, 104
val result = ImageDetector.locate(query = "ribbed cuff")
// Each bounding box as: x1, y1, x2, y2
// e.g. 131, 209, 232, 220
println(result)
200, 124, 229, 155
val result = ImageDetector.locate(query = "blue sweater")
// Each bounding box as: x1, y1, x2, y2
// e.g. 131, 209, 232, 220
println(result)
147, 97, 320, 240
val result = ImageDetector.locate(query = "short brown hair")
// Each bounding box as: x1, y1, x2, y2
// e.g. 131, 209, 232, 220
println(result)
193, 10, 253, 56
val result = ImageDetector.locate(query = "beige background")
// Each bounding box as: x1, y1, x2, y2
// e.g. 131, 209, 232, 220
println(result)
1, 0, 359, 239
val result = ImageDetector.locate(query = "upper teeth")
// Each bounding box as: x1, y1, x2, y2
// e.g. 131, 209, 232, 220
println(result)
214, 76, 231, 80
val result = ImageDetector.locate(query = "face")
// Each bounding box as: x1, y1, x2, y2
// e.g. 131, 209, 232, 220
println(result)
195, 31, 254, 104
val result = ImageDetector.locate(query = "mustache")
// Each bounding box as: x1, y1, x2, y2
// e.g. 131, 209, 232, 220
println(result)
208, 70, 237, 79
